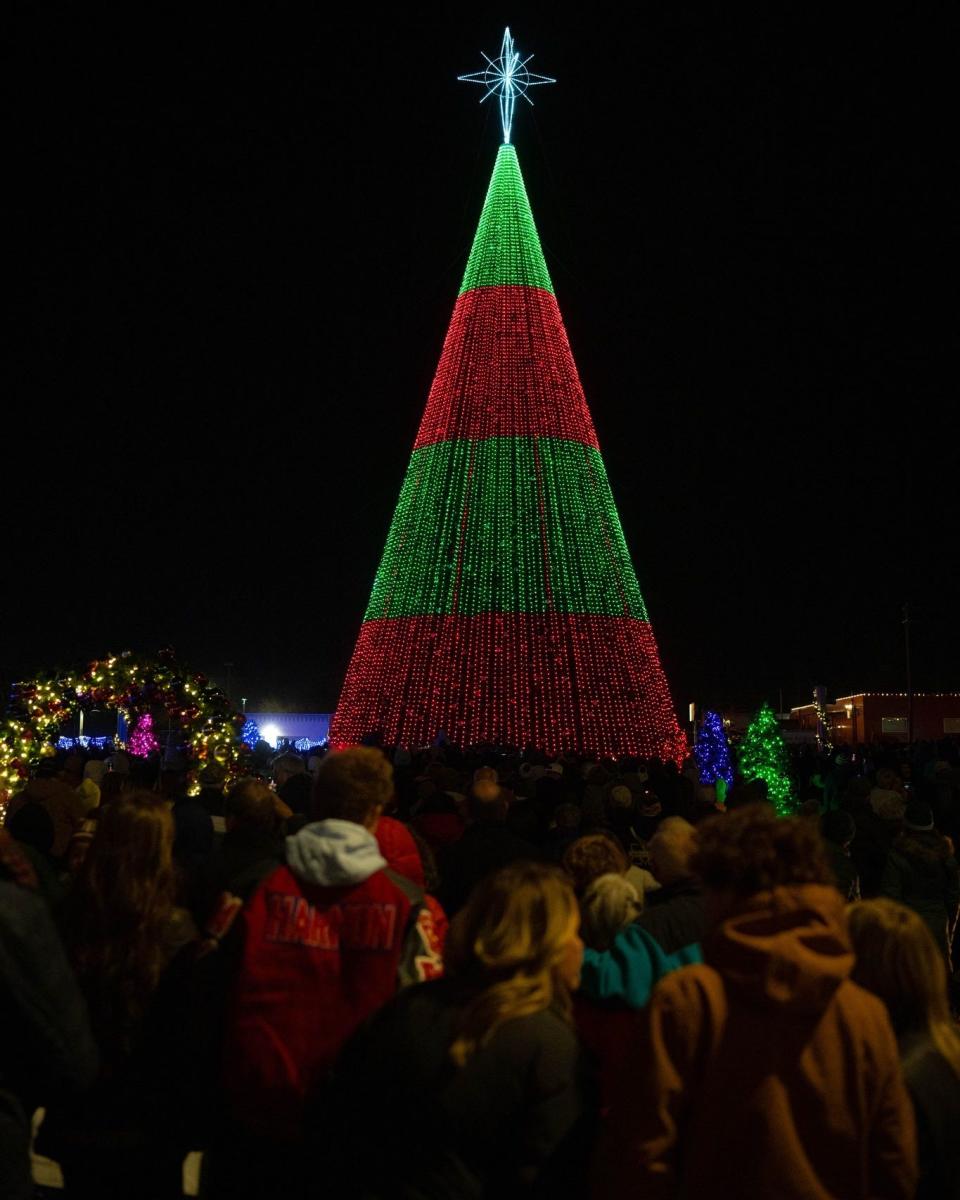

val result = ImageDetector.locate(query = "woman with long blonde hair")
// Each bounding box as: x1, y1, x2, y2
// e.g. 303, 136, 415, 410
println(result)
443, 859, 583, 1063
849, 898, 960, 1199
41, 791, 198, 1198
332, 861, 590, 1198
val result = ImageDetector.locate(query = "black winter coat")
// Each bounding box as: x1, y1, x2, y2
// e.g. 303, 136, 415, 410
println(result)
881, 832, 960, 960
0, 863, 97, 1200
437, 822, 538, 916
636, 877, 708, 954
900, 1029, 960, 1200
329, 977, 594, 1198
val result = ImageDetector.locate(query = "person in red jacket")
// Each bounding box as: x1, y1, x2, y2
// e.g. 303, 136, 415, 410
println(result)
206, 747, 442, 1200
374, 813, 449, 954
595, 804, 917, 1200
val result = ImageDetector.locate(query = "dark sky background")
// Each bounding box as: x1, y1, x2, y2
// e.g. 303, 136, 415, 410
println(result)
11, 6, 954, 718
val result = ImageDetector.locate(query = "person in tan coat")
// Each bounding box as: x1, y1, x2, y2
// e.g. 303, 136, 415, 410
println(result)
595, 804, 917, 1200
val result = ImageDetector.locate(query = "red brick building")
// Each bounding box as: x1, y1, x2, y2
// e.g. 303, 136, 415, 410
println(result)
791, 693, 960, 745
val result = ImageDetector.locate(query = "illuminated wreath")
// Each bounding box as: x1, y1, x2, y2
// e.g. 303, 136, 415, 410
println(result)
0, 648, 246, 804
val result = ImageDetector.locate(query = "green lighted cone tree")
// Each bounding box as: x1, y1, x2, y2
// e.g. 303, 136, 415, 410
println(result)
737, 702, 795, 814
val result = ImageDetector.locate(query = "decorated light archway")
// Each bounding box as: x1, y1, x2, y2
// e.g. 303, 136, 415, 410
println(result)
0, 648, 246, 804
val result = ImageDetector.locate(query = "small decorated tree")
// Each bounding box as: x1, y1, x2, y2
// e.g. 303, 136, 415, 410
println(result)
738, 702, 795, 815
241, 718, 261, 750
128, 712, 159, 758
695, 710, 734, 791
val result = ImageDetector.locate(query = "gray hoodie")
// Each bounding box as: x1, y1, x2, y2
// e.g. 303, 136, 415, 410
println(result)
284, 819, 387, 888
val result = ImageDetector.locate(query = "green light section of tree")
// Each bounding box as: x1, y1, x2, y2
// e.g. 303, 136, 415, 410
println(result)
540, 439, 647, 621
738, 702, 796, 815
364, 437, 648, 621
459, 144, 554, 295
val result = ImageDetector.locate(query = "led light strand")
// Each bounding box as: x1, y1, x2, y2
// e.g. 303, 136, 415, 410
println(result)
0, 650, 247, 812
459, 145, 554, 293
738, 702, 795, 815
458, 28, 555, 145
331, 137, 684, 760
333, 614, 684, 760
414, 288, 599, 449
128, 712, 159, 758
695, 710, 734, 789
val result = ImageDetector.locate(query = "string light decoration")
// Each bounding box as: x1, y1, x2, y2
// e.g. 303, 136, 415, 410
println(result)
241, 718, 262, 749
127, 712, 159, 758
458, 27, 555, 145
294, 737, 326, 753
695, 710, 734, 789
737, 702, 795, 815
0, 649, 246, 813
57, 736, 114, 751
812, 686, 833, 753
330, 87, 684, 761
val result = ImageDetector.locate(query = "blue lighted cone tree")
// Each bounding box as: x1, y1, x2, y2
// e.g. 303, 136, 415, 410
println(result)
738, 702, 795, 815
695, 710, 733, 793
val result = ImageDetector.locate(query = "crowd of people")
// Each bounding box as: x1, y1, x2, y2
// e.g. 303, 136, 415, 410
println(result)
1, 736, 959, 1198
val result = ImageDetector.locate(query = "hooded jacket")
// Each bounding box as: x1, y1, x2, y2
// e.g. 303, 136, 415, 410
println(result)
223, 819, 438, 1141
881, 830, 960, 959
597, 884, 916, 1200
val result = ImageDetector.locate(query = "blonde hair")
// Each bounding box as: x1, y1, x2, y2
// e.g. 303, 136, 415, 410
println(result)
580, 873, 641, 950
848, 898, 960, 1080
445, 862, 579, 1066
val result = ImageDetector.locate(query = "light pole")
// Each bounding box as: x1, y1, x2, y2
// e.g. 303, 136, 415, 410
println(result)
902, 603, 913, 745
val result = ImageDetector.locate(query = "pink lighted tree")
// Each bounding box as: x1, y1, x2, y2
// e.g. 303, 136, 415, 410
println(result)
128, 712, 159, 757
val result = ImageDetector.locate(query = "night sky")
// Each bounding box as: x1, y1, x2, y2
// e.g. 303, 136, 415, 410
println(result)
12, 7, 953, 718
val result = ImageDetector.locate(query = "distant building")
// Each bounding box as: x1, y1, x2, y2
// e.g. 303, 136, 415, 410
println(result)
245, 711, 331, 749
717, 710, 753, 736
714, 709, 814, 744
790, 693, 960, 744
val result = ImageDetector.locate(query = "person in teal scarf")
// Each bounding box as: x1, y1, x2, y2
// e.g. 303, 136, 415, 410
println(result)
580, 923, 702, 1008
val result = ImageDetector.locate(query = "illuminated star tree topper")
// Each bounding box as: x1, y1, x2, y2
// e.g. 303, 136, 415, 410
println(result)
458, 27, 555, 143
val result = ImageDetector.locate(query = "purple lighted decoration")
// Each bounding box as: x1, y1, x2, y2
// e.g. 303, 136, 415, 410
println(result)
128, 712, 159, 758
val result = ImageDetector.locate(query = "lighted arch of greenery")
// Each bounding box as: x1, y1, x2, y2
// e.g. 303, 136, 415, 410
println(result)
0, 648, 246, 803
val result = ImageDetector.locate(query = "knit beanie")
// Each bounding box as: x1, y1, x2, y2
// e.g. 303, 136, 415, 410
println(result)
903, 801, 934, 832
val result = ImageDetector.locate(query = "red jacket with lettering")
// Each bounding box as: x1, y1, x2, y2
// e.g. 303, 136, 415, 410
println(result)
375, 815, 450, 951
222, 818, 442, 1140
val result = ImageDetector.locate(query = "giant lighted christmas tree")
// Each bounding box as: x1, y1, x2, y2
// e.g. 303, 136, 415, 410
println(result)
331, 30, 684, 760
